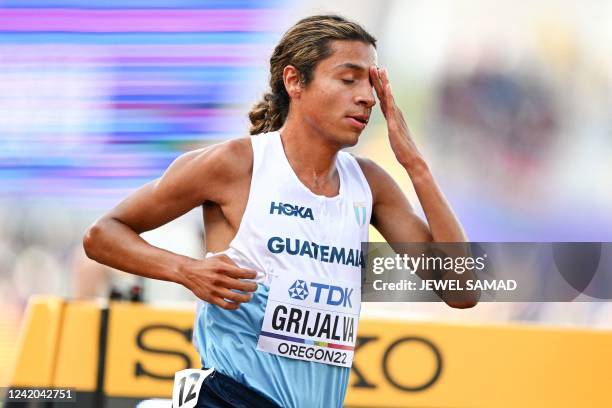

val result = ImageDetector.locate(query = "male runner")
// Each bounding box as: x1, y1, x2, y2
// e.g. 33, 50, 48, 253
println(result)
84, 15, 476, 408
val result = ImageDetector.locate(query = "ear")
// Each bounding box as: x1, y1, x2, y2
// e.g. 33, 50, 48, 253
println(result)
283, 65, 302, 99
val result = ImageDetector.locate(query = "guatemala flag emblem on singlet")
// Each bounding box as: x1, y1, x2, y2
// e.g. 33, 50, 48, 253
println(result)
353, 201, 367, 226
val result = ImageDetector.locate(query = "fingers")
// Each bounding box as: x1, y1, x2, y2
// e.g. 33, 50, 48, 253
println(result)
219, 263, 257, 280
370, 65, 385, 104
215, 253, 235, 264
188, 255, 260, 309
209, 296, 240, 311
212, 254, 257, 279
204, 276, 256, 310
218, 274, 258, 292
209, 284, 253, 310
370, 66, 392, 116
378, 67, 394, 106
215, 287, 252, 304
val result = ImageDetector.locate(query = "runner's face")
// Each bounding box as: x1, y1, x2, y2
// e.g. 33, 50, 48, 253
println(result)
299, 40, 377, 147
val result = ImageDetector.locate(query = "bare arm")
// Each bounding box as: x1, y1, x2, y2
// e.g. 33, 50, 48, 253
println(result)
363, 66, 478, 308
83, 139, 257, 309
359, 157, 466, 244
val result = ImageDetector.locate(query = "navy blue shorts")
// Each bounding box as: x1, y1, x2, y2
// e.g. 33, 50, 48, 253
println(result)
195, 368, 281, 408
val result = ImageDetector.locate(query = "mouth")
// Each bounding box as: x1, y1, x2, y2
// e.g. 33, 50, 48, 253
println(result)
346, 114, 369, 129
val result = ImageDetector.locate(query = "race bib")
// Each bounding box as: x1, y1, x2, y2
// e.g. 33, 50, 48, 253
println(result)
171, 368, 214, 408
256, 272, 360, 368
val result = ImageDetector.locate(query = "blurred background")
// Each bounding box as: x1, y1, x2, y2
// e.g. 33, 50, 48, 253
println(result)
1, 0, 611, 387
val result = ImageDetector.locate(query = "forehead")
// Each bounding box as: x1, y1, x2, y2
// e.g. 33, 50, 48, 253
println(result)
318, 40, 378, 73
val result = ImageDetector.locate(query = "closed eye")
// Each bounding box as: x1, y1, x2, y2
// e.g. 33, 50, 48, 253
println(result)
341, 79, 355, 84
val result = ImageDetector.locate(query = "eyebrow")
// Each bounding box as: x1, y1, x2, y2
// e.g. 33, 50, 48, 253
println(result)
334, 62, 367, 72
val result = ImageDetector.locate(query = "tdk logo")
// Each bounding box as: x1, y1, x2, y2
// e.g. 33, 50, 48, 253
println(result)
289, 280, 353, 308
312, 283, 353, 308
270, 201, 314, 220
288, 280, 309, 300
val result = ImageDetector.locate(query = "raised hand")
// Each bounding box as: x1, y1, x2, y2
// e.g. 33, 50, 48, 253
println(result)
369, 66, 423, 170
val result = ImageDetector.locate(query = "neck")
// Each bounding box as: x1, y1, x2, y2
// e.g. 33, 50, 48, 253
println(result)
278, 116, 341, 196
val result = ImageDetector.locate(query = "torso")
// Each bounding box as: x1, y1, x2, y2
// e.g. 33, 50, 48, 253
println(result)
192, 131, 373, 408
201, 136, 344, 254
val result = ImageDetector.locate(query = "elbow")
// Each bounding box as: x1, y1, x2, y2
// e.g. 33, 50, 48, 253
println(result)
83, 221, 104, 261
446, 299, 478, 309
444, 290, 480, 309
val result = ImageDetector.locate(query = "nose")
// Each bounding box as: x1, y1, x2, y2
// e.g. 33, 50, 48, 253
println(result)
355, 84, 376, 108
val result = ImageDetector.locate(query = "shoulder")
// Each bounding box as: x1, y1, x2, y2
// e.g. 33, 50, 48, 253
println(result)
180, 136, 253, 180
162, 136, 252, 203
208, 136, 252, 175
353, 154, 393, 187
353, 155, 387, 180
352, 155, 404, 206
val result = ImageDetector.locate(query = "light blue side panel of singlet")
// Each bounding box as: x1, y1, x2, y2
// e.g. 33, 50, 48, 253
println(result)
192, 284, 349, 408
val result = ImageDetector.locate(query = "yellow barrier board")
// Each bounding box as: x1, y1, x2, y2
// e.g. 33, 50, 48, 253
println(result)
344, 320, 612, 407
8, 297, 612, 407
53, 301, 101, 391
104, 302, 200, 397
9, 296, 64, 387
